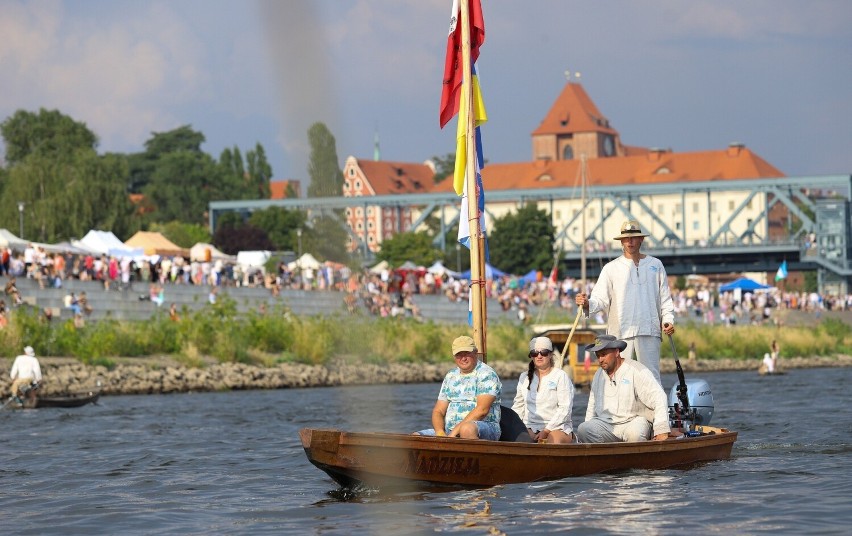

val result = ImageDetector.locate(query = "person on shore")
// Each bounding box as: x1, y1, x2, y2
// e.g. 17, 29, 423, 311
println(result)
415, 335, 502, 440
5, 276, 23, 306
575, 220, 675, 385
576, 335, 670, 443
10, 346, 42, 401
770, 339, 780, 371
511, 336, 575, 443
169, 303, 180, 322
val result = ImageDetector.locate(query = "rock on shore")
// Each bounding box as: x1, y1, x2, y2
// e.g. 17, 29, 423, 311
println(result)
2, 355, 850, 397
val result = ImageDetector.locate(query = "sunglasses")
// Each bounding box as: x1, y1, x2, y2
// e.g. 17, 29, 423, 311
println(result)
528, 349, 553, 358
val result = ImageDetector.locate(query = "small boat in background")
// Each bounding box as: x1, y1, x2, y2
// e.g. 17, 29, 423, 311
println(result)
3, 382, 101, 410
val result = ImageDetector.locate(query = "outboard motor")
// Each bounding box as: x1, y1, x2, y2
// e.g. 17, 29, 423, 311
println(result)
668, 379, 715, 430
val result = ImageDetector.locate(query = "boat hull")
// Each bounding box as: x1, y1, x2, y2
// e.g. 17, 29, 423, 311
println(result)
300, 426, 737, 489
31, 392, 100, 408
5, 391, 101, 410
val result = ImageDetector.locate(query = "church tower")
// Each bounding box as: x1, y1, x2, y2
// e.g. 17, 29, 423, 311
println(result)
531, 81, 623, 161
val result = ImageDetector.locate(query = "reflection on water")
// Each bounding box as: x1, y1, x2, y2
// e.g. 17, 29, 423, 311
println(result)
3, 368, 852, 535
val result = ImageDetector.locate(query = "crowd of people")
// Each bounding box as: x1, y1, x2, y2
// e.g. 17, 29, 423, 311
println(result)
3, 221, 852, 330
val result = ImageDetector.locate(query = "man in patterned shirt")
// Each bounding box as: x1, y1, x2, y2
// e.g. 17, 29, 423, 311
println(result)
416, 335, 502, 440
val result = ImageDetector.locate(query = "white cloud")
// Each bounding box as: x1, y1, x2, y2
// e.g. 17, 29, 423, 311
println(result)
0, 0, 209, 152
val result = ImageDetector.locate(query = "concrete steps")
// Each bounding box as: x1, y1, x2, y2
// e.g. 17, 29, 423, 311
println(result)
7, 277, 539, 325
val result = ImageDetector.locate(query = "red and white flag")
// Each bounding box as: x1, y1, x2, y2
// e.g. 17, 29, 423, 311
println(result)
438, 0, 485, 129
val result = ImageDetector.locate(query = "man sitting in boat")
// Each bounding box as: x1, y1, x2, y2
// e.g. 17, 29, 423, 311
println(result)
10, 345, 42, 402
511, 336, 575, 443
576, 335, 670, 443
414, 335, 502, 440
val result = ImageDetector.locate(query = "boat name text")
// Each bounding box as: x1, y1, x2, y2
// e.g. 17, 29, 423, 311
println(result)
403, 451, 480, 476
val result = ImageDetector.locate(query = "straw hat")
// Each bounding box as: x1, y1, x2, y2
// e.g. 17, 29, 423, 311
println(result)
613, 220, 650, 240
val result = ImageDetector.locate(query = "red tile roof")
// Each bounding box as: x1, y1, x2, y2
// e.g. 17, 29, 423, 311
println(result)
270, 180, 301, 199
354, 160, 435, 195
431, 146, 783, 193
532, 82, 618, 136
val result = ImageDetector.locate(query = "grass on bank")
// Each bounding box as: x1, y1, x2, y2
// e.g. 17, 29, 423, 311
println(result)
1, 296, 850, 369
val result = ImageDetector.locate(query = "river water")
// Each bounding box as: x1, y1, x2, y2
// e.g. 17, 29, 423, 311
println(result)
2, 366, 850, 535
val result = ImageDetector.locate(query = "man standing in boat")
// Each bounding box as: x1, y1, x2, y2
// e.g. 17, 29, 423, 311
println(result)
416, 336, 502, 440
575, 220, 675, 385
576, 335, 670, 443
10, 345, 42, 402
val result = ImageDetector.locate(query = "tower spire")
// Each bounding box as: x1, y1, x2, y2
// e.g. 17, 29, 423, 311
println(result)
373, 129, 381, 161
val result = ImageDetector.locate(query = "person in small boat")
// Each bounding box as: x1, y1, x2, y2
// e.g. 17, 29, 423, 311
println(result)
511, 336, 575, 443
10, 345, 42, 401
576, 335, 670, 443
770, 339, 780, 371
761, 353, 775, 374
414, 335, 502, 440
575, 220, 675, 385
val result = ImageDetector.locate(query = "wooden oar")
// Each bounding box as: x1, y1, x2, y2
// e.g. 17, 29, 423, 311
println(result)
1, 395, 20, 410
559, 307, 584, 368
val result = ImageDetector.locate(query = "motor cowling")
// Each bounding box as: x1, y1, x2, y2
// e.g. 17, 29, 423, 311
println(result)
668, 379, 715, 427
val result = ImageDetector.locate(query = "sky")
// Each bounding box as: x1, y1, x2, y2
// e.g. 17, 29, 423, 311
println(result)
2, 0, 851, 189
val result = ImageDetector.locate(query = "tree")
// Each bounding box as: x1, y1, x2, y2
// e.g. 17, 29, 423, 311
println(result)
303, 215, 351, 263
150, 221, 211, 248
0, 109, 135, 241
213, 223, 274, 255
246, 143, 272, 199
376, 231, 442, 267
128, 125, 205, 193
142, 150, 221, 224
430, 153, 456, 184
306, 122, 343, 197
488, 204, 555, 275
248, 206, 306, 250
0, 108, 98, 165
217, 143, 272, 200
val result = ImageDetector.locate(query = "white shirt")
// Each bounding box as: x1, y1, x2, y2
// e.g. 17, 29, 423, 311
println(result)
11, 354, 42, 383
512, 368, 575, 433
585, 358, 670, 437
588, 255, 675, 339
763, 353, 775, 373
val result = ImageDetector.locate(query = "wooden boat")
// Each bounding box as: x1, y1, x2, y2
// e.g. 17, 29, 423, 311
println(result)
3, 387, 101, 410
300, 1, 737, 491
28, 390, 101, 409
301, 425, 737, 489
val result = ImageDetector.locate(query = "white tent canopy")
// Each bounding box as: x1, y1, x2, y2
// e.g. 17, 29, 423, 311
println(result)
287, 253, 321, 271
369, 260, 390, 274
78, 230, 143, 258
0, 229, 27, 249
427, 260, 461, 278
236, 250, 271, 269
190, 242, 235, 262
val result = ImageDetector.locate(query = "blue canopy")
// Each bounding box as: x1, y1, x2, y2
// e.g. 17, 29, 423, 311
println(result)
517, 269, 539, 285
719, 277, 771, 292
460, 262, 509, 279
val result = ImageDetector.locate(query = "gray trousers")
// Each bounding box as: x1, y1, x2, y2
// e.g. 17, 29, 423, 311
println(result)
576, 416, 652, 443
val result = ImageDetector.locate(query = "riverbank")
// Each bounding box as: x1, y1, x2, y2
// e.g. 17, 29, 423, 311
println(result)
3, 354, 851, 397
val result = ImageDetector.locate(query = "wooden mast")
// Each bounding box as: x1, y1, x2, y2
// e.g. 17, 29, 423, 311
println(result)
459, 0, 487, 361
580, 154, 587, 295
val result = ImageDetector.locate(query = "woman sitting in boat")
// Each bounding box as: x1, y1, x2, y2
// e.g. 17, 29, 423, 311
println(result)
414, 335, 502, 441
511, 337, 575, 443
576, 335, 670, 443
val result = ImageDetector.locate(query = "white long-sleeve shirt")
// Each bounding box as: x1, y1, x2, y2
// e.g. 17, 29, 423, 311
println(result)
584, 358, 671, 437
588, 255, 674, 339
10, 354, 42, 383
512, 368, 575, 433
